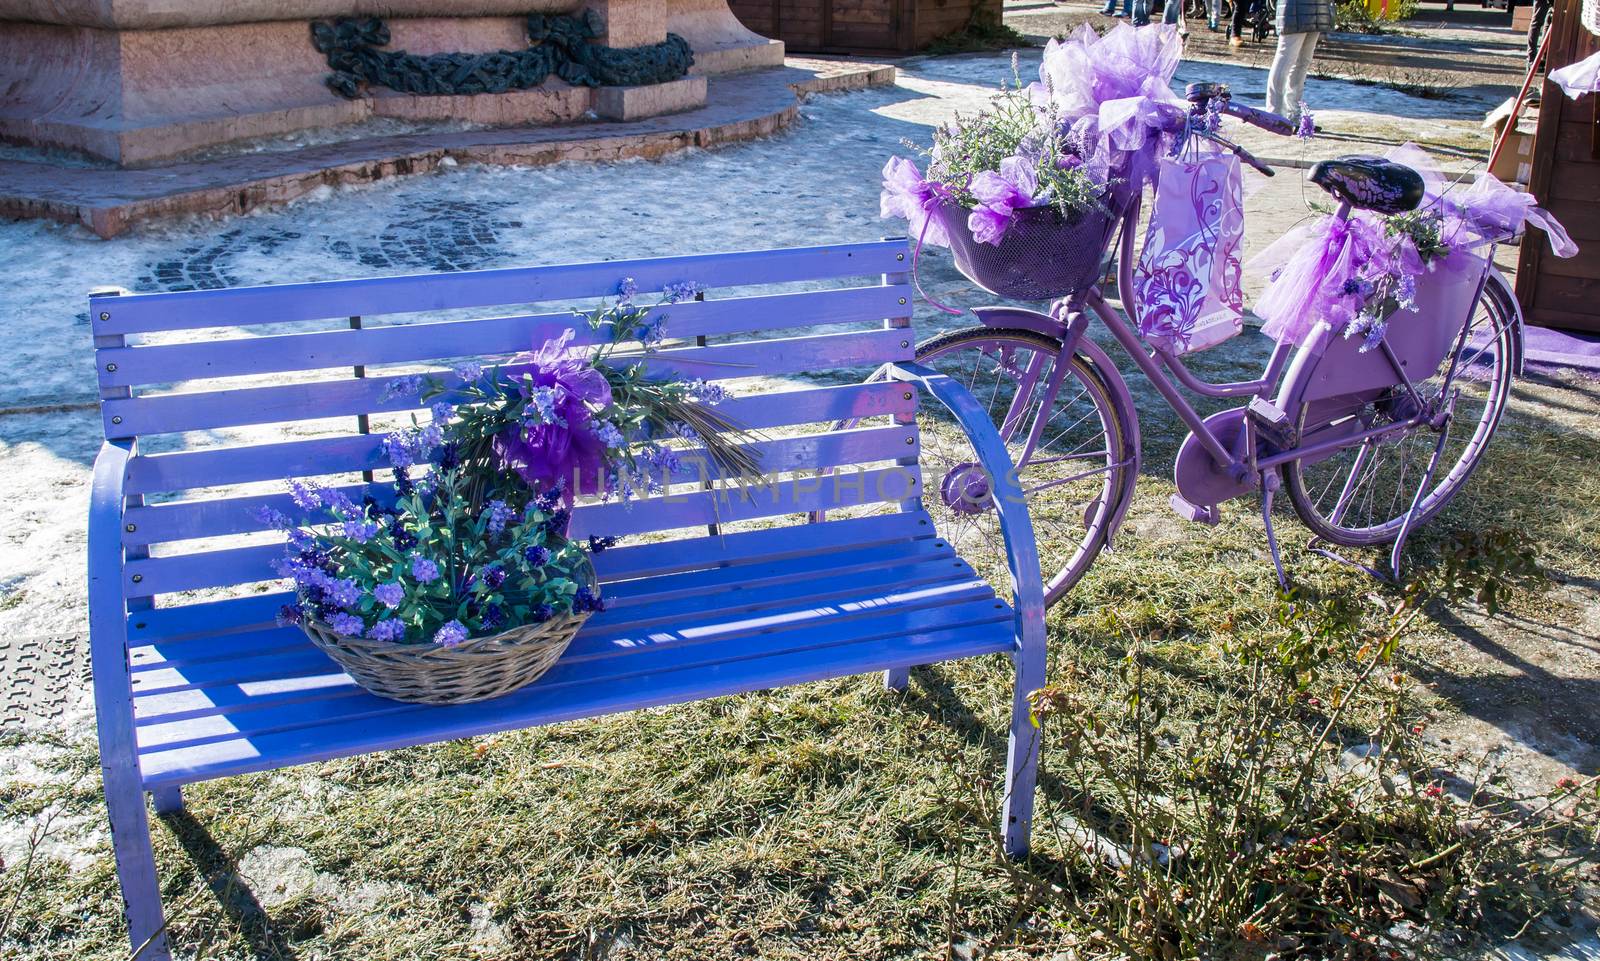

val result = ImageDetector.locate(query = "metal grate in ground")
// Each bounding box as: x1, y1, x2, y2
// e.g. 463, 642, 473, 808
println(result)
1, 633, 88, 729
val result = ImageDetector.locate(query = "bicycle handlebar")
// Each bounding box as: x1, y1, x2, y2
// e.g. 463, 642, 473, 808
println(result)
1219, 100, 1296, 137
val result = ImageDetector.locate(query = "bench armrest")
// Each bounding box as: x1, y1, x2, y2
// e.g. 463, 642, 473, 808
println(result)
882, 362, 1047, 664
88, 441, 141, 777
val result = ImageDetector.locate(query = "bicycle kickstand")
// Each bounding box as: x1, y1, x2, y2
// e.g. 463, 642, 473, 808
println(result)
1260, 471, 1290, 593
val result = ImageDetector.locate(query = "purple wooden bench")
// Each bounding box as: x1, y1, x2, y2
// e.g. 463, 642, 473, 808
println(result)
88, 240, 1045, 959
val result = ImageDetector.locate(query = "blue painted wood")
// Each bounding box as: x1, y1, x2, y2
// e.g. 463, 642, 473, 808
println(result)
122, 426, 916, 547
129, 556, 988, 703
130, 537, 957, 674
137, 610, 1010, 788
885, 362, 1047, 859
124, 512, 936, 642
89, 441, 173, 961
124, 466, 922, 598
92, 241, 909, 335
103, 329, 914, 439
98, 285, 910, 388
132, 571, 999, 751
121, 382, 916, 495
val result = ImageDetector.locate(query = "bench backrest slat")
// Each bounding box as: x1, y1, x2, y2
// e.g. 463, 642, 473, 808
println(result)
101, 328, 911, 439
98, 240, 917, 614
91, 242, 908, 334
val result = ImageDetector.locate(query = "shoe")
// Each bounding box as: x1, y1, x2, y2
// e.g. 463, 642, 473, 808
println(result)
1180, 27, 1191, 37
1229, 34, 1244, 46
1208, 17, 1220, 29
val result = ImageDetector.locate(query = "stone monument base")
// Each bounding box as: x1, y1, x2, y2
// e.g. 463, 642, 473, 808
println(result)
0, 0, 784, 166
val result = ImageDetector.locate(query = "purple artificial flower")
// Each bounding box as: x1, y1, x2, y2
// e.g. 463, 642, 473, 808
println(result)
967, 156, 1042, 246
1343, 312, 1388, 353
374, 582, 405, 609
689, 380, 728, 405
596, 421, 626, 449
495, 330, 613, 498
1205, 98, 1223, 134
482, 603, 505, 630
255, 505, 293, 530
484, 499, 515, 536
288, 480, 323, 512
453, 362, 484, 381
411, 555, 441, 583
327, 577, 362, 609
1395, 273, 1419, 312
880, 156, 952, 247
616, 277, 638, 305
380, 375, 427, 401
367, 619, 407, 642
328, 612, 366, 636
430, 402, 455, 423
663, 281, 705, 304
523, 545, 549, 567
484, 566, 507, 589
1296, 104, 1315, 140
434, 620, 470, 647
341, 519, 380, 543
276, 603, 304, 626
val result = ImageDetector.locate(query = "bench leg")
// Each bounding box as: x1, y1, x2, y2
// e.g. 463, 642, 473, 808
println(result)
151, 785, 184, 815
882, 666, 910, 691
1001, 649, 1045, 859
104, 766, 171, 960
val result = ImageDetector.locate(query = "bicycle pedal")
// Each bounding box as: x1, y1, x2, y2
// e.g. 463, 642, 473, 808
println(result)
1246, 397, 1295, 448
1169, 493, 1221, 526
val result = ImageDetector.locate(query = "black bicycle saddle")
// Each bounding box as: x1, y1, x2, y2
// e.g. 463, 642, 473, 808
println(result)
1309, 155, 1425, 216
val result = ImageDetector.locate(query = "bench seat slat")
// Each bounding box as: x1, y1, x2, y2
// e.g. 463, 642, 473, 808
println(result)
130, 536, 958, 672
99, 285, 909, 388
122, 382, 916, 496
104, 329, 912, 439
124, 512, 937, 641
92, 241, 909, 335
131, 548, 980, 699
135, 594, 1011, 788
124, 467, 919, 597
123, 426, 917, 547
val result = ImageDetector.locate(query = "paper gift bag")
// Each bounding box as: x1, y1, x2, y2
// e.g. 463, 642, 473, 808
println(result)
1132, 148, 1247, 355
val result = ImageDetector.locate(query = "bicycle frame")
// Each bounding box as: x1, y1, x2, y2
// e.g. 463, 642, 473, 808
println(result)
974, 177, 1513, 580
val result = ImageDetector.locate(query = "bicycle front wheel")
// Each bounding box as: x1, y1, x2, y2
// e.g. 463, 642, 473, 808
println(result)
1284, 273, 1518, 547
915, 326, 1133, 606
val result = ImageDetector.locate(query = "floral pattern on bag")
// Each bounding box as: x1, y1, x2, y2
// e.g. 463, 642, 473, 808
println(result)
1133, 150, 1247, 354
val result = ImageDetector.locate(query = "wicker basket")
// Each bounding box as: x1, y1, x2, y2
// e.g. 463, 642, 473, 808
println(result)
302, 591, 592, 705
935, 198, 1121, 302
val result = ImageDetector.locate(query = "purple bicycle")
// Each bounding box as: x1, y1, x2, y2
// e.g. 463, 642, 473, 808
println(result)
900, 81, 1564, 602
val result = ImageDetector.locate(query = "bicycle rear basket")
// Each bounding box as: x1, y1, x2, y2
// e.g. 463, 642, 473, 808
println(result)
936, 199, 1120, 302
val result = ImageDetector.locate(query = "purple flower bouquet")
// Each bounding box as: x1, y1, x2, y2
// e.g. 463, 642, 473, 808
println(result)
881, 26, 1188, 301
267, 279, 759, 704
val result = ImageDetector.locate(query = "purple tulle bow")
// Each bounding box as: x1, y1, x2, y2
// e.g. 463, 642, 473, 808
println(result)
495, 329, 613, 498
880, 156, 952, 248
967, 156, 1043, 244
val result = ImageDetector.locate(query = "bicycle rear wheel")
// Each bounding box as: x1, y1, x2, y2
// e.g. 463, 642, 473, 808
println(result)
1284, 273, 1518, 547
914, 327, 1133, 606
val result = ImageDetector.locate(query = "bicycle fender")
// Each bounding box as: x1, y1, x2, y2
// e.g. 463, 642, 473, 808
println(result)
969, 305, 1143, 551
1487, 268, 1525, 377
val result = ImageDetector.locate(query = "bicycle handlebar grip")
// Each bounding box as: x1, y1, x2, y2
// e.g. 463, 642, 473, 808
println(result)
1222, 101, 1296, 137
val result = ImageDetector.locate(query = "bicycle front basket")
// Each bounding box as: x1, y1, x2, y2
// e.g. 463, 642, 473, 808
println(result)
936, 200, 1119, 302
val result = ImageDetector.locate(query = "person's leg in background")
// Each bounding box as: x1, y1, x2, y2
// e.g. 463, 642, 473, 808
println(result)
1102, 0, 1134, 16
1230, 0, 1251, 45
1266, 30, 1318, 116
1528, 0, 1554, 69
1207, 0, 1222, 30
1164, 0, 1189, 33
1133, 0, 1152, 25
